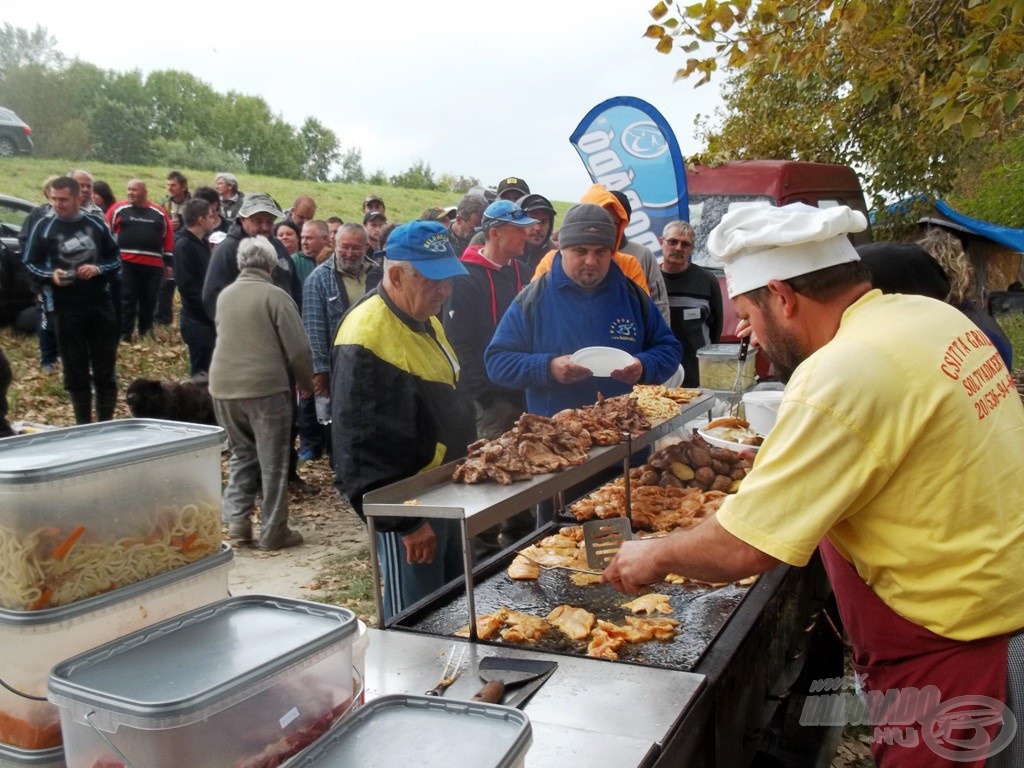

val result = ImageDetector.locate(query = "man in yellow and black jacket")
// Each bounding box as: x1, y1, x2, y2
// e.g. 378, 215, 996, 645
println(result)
332, 220, 475, 619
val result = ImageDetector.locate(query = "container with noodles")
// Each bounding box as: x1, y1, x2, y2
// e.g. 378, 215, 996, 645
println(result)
0, 419, 226, 612
0, 544, 232, 751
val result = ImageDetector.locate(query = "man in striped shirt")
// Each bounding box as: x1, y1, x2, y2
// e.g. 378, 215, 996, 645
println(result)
107, 179, 174, 342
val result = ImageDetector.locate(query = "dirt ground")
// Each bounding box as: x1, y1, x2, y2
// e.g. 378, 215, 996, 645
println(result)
224, 457, 370, 605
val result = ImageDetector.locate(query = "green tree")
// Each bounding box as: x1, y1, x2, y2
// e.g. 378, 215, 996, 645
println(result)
648, 0, 1024, 212
0, 23, 64, 86
390, 159, 437, 190
90, 98, 155, 163
298, 117, 341, 182
146, 70, 219, 139
367, 168, 389, 186
337, 147, 366, 184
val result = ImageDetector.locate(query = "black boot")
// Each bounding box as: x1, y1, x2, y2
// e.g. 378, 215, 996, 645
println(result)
69, 391, 93, 424
96, 390, 117, 422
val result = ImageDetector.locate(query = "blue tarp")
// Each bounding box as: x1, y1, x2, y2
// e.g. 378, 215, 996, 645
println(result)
931, 200, 1024, 253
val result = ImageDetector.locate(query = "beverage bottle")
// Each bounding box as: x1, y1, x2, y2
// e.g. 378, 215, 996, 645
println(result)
315, 392, 332, 425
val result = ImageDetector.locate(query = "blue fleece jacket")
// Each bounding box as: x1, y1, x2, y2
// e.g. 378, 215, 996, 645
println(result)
485, 253, 682, 416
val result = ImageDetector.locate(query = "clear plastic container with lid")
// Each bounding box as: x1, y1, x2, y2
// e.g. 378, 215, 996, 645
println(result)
0, 420, 226, 611
286, 694, 532, 768
49, 596, 357, 768
0, 544, 232, 752
0, 743, 64, 768
696, 343, 757, 390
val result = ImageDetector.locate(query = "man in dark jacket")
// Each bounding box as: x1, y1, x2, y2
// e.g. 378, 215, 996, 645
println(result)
444, 199, 534, 439
332, 221, 475, 619
173, 198, 217, 376
201, 193, 302, 320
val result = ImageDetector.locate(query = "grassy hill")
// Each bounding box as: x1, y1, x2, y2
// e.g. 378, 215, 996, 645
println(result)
0, 158, 574, 223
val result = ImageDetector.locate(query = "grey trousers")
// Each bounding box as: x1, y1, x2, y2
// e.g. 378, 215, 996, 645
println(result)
377, 519, 464, 621
214, 391, 293, 547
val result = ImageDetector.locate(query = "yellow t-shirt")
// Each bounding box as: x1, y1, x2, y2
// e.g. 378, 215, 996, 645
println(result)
717, 290, 1024, 641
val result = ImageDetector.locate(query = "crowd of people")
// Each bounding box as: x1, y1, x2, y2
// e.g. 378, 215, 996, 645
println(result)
13, 165, 1023, 765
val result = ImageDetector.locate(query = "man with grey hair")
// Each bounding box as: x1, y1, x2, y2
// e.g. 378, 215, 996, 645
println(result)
300, 223, 381, 462
332, 220, 475, 619
214, 173, 244, 220
209, 235, 314, 551
69, 169, 106, 220
660, 220, 723, 387
447, 193, 487, 258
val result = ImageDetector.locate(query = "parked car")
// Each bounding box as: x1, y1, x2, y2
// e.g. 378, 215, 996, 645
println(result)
0, 108, 34, 157
0, 194, 41, 323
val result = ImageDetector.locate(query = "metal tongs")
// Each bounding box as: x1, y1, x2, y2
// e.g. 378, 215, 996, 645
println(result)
424, 643, 467, 696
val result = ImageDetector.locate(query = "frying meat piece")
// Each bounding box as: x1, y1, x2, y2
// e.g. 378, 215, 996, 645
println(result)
622, 594, 673, 615
454, 608, 509, 640
570, 572, 603, 587
500, 610, 552, 643
624, 616, 680, 641
587, 623, 628, 660
547, 605, 596, 640
507, 555, 541, 581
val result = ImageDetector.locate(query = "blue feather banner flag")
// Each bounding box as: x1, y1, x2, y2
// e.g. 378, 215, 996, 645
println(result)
570, 96, 688, 258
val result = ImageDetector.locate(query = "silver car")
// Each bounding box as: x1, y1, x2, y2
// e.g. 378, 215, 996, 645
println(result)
0, 107, 34, 157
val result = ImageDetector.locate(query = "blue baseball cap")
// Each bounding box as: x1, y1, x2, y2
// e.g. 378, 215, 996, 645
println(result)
480, 200, 537, 231
385, 221, 468, 280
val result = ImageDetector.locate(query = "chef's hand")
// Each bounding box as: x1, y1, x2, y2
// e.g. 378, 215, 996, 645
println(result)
402, 522, 437, 565
734, 318, 761, 349
550, 355, 591, 384
601, 540, 665, 594
610, 358, 642, 385
312, 373, 329, 396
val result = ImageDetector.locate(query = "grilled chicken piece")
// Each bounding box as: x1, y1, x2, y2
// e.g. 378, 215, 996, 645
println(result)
454, 608, 508, 640
547, 605, 596, 640
507, 555, 541, 581
622, 593, 673, 615
624, 616, 680, 641
587, 622, 628, 659
500, 610, 551, 643
570, 572, 602, 586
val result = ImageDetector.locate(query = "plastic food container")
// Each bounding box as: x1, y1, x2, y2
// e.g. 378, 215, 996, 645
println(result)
0, 743, 64, 768
0, 544, 232, 751
286, 695, 532, 768
0, 420, 226, 611
696, 344, 757, 390
49, 596, 357, 768
742, 390, 785, 434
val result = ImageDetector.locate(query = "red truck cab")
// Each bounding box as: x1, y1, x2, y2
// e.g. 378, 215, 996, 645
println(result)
684, 160, 872, 344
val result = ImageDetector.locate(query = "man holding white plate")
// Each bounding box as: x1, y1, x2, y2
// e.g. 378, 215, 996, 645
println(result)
485, 203, 680, 417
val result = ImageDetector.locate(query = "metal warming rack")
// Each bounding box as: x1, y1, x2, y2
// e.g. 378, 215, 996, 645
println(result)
362, 393, 716, 633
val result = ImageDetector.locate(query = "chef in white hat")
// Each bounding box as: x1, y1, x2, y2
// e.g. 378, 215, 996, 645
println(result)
604, 203, 1024, 767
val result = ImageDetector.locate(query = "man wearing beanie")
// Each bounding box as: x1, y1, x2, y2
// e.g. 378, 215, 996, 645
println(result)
603, 202, 1024, 768
485, 203, 680, 417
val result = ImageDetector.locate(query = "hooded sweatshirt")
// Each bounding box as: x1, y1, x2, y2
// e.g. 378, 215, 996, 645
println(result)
443, 245, 529, 409
529, 184, 650, 294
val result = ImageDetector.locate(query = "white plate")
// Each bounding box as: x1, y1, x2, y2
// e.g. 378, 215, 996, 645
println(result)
570, 346, 634, 377
696, 427, 762, 454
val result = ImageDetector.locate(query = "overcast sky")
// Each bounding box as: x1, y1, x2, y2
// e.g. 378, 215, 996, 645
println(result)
5, 1, 725, 202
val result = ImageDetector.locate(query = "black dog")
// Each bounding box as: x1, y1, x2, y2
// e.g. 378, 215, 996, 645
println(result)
125, 376, 217, 425
0, 349, 13, 438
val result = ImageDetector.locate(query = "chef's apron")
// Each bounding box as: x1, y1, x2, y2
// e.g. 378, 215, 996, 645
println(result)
819, 538, 1012, 767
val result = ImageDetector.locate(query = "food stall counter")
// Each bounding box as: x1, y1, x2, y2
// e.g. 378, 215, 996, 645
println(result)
362, 628, 706, 768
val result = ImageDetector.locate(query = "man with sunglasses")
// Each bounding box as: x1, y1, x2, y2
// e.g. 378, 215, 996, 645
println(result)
661, 220, 723, 387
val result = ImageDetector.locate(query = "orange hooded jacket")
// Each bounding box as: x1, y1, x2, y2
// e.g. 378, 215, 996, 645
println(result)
529, 183, 650, 294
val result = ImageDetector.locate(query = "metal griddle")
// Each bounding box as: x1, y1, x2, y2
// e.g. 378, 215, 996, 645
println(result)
393, 525, 752, 672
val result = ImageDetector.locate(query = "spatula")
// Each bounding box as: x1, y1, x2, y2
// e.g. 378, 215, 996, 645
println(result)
582, 517, 633, 570
471, 656, 558, 705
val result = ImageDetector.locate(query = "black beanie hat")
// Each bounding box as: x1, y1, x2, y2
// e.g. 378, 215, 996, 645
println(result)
559, 204, 617, 250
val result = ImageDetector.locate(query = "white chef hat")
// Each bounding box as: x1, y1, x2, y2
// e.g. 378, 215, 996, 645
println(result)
708, 203, 868, 298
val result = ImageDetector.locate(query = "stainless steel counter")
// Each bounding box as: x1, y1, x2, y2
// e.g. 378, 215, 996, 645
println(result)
363, 628, 706, 768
